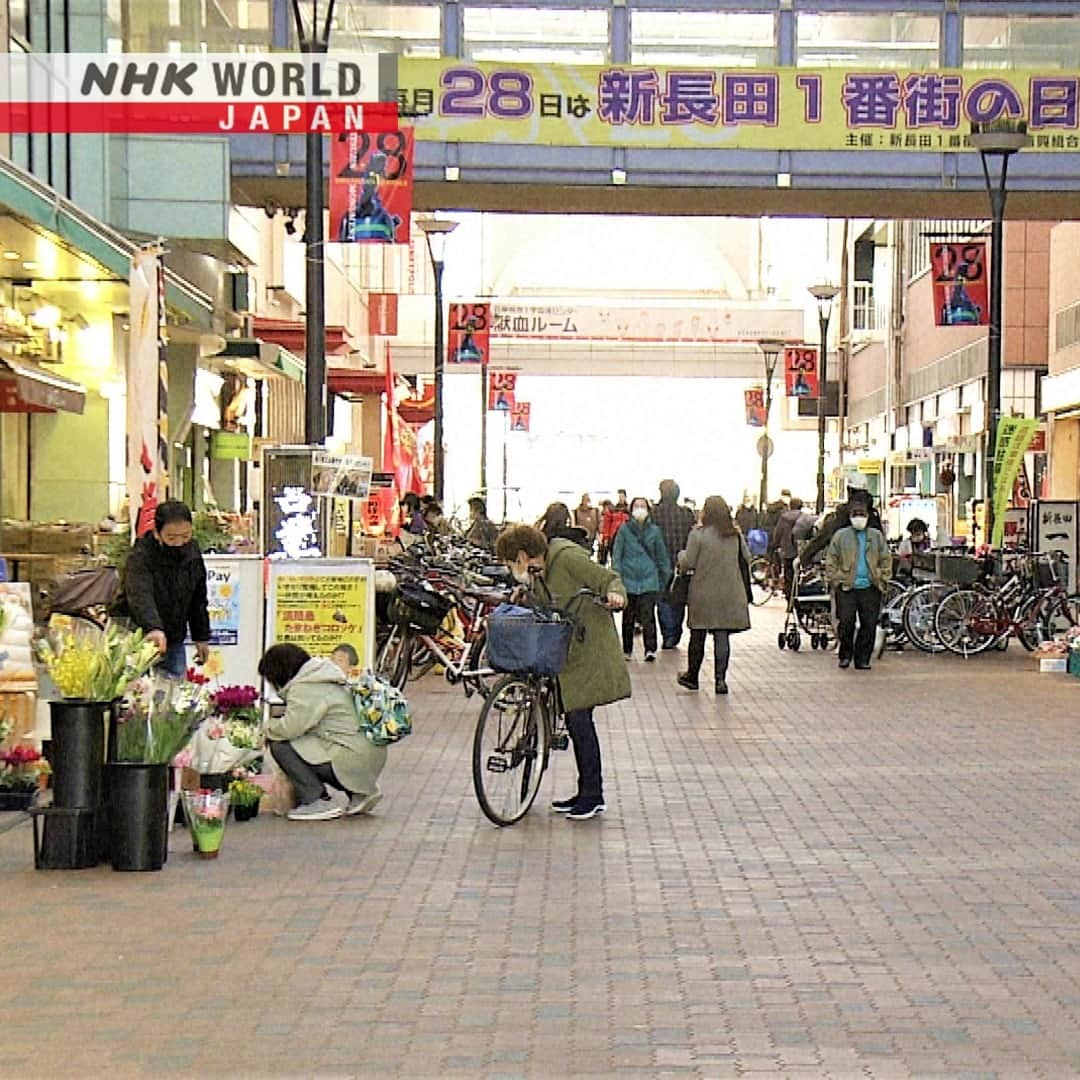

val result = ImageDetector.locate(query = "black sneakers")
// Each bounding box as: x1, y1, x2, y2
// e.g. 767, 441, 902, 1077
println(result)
566, 798, 606, 821
551, 795, 578, 813
677, 673, 699, 691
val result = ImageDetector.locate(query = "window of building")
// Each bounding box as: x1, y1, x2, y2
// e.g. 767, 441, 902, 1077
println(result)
329, 3, 441, 57
116, 0, 271, 53
796, 13, 939, 70
464, 6, 608, 65
630, 11, 775, 68
963, 16, 1080, 70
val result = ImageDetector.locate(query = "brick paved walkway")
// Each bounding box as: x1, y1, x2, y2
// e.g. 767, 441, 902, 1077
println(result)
3, 603, 1080, 1078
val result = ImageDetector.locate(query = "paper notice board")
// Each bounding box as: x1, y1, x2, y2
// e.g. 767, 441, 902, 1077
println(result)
188, 556, 265, 689
266, 559, 376, 670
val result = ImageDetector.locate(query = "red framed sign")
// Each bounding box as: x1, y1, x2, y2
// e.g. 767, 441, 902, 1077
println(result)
488, 370, 516, 411
929, 240, 988, 327
448, 303, 490, 365
330, 129, 414, 245
784, 346, 818, 399
510, 402, 531, 432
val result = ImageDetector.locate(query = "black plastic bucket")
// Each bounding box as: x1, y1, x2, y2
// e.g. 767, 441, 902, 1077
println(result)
107, 762, 169, 872
49, 700, 109, 809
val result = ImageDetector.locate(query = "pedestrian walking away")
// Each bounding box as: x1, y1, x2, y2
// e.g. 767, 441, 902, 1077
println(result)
611, 497, 671, 662
675, 496, 752, 695
652, 478, 697, 649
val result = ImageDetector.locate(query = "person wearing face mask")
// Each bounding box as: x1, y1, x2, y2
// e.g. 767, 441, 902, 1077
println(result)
824, 497, 892, 670
494, 524, 629, 821
734, 494, 760, 537
116, 500, 211, 678
611, 497, 671, 662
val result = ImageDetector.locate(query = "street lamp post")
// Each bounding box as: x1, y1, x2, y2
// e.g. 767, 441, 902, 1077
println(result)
757, 339, 785, 512
290, 0, 336, 447
970, 119, 1030, 549
416, 217, 459, 503
809, 283, 840, 514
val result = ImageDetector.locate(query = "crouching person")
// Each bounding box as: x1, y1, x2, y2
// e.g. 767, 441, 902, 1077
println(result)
258, 643, 385, 821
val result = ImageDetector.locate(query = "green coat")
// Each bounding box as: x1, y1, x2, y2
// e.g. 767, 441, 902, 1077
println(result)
825, 527, 892, 592
265, 657, 386, 797
533, 539, 631, 713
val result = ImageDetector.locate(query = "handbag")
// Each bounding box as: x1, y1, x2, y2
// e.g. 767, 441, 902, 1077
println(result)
669, 570, 693, 606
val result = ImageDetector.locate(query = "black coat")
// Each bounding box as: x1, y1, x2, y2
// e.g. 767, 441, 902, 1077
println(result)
120, 535, 211, 646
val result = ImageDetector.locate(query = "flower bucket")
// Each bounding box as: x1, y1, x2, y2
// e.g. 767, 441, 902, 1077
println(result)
181, 789, 230, 858
107, 762, 169, 872
233, 801, 260, 822
48, 700, 109, 810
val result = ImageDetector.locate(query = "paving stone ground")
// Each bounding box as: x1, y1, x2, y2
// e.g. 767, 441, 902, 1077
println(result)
3, 603, 1080, 1078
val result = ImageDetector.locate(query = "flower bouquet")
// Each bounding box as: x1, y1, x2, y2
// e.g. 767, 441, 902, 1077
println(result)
186, 683, 264, 784
115, 677, 214, 764
0, 742, 50, 811
229, 777, 263, 822
180, 788, 230, 858
348, 672, 413, 747
36, 620, 161, 701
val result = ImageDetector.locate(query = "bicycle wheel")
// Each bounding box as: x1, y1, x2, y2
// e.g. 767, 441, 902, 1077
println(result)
375, 624, 412, 690
1040, 592, 1080, 642
408, 639, 437, 682
473, 675, 550, 826
934, 589, 998, 657
1014, 595, 1045, 652
750, 557, 773, 606
901, 583, 953, 653
462, 630, 496, 700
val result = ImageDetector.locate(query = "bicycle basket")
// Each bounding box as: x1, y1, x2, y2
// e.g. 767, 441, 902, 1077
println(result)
486, 603, 575, 676
938, 556, 981, 585
1033, 556, 1058, 589
389, 581, 453, 632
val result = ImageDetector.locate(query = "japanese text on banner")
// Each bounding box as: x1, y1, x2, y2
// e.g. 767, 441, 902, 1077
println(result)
992, 417, 1037, 549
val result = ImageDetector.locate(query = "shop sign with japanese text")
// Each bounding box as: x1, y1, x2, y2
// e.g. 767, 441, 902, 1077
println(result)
399, 60, 1080, 153
490, 302, 803, 343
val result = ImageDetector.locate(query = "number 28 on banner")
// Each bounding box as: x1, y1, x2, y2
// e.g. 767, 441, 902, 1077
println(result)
784, 346, 818, 399
448, 303, 490, 365
329, 129, 414, 245
929, 241, 988, 327
488, 370, 516, 411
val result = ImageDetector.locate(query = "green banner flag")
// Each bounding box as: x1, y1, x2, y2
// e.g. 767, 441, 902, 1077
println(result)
991, 417, 1037, 549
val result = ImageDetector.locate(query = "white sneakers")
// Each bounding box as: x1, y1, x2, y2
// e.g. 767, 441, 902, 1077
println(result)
286, 789, 348, 821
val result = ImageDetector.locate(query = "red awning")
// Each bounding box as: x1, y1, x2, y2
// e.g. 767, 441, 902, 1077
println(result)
0, 353, 86, 414
398, 387, 434, 425
327, 368, 387, 400
252, 317, 355, 357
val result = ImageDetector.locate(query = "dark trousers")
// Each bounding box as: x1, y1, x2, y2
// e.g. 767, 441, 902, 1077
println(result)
836, 586, 882, 666
687, 629, 731, 682
622, 592, 658, 654
783, 557, 797, 601
566, 707, 603, 800
270, 740, 345, 806
657, 596, 686, 648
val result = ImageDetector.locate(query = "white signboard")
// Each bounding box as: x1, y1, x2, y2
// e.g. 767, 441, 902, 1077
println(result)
312, 452, 374, 501
185, 556, 264, 690
490, 302, 804, 344
1034, 500, 1078, 594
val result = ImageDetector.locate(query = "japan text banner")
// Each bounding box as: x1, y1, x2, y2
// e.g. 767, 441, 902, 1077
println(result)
448, 303, 491, 365
329, 129, 414, 245
399, 59, 1080, 153
929, 241, 989, 327
784, 346, 818, 399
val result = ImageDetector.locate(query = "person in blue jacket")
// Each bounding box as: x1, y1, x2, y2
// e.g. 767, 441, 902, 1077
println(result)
612, 496, 671, 662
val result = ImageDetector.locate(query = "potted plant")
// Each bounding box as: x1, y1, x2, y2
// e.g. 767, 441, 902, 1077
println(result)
108, 677, 213, 871
180, 788, 230, 858
0, 737, 50, 812
229, 777, 263, 822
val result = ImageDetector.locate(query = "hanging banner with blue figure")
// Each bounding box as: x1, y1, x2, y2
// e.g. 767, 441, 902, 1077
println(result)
448, 303, 491, 365
930, 240, 988, 326
330, 129, 414, 245
488, 370, 516, 411
784, 345, 818, 399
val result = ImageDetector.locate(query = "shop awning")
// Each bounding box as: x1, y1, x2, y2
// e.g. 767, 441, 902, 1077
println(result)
327, 368, 386, 401
0, 353, 86, 414
252, 316, 356, 357
0, 158, 214, 329
208, 338, 305, 382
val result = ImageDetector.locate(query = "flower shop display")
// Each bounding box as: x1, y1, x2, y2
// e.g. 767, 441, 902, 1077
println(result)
36, 621, 161, 703
349, 672, 413, 747
229, 777, 263, 822
107, 678, 216, 872
0, 740, 49, 811
186, 683, 264, 786
181, 788, 230, 858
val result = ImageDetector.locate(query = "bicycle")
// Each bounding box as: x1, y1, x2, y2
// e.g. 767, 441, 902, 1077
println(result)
749, 554, 784, 606
472, 588, 607, 827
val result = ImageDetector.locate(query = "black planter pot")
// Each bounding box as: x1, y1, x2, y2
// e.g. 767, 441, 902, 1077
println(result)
107, 762, 169, 872
0, 790, 35, 812
49, 700, 109, 810
233, 802, 260, 822
199, 772, 231, 792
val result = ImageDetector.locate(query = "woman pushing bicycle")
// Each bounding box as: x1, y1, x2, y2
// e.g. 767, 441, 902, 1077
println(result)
494, 525, 630, 820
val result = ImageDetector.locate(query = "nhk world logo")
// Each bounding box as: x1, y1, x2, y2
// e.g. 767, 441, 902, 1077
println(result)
0, 53, 397, 133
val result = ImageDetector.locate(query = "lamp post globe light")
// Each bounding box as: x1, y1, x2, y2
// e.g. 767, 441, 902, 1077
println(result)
756, 339, 786, 512
808, 283, 840, 514
416, 216, 459, 503
290, 0, 337, 447
970, 119, 1030, 549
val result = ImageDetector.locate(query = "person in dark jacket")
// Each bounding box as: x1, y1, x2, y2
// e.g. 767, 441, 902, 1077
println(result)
772, 497, 805, 599
734, 495, 760, 537
611, 497, 671, 661
538, 501, 591, 550
399, 492, 426, 535
652, 478, 696, 649
464, 496, 500, 551
121, 500, 210, 678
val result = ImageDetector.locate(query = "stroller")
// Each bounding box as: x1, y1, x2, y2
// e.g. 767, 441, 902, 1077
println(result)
778, 559, 833, 652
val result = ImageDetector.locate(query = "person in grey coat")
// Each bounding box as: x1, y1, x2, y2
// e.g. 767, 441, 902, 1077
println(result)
675, 496, 752, 695
259, 643, 387, 821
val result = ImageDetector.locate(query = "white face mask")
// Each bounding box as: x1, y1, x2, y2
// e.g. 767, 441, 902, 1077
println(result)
511, 567, 532, 585
632, 507, 648, 523
850, 515, 869, 531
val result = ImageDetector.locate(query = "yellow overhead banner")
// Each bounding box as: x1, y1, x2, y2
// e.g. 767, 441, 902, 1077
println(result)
398, 59, 1080, 153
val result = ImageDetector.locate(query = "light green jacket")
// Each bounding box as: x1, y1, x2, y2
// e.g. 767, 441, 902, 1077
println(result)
266, 657, 386, 797
825, 527, 892, 592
